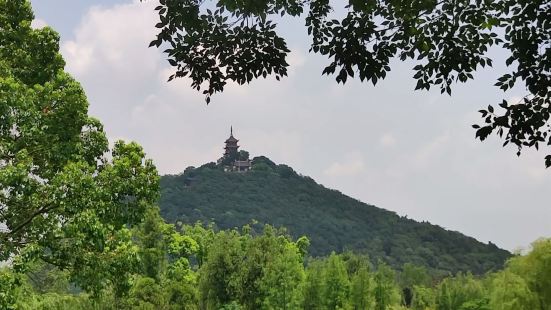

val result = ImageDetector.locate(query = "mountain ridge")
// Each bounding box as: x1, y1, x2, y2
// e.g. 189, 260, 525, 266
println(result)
159, 156, 510, 275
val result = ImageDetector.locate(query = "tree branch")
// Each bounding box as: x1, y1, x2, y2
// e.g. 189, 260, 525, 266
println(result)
1, 202, 56, 240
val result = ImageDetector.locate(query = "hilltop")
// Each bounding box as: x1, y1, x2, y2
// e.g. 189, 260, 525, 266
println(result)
159, 156, 510, 275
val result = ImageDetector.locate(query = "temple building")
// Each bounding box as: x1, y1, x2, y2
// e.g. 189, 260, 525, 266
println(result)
219, 127, 251, 172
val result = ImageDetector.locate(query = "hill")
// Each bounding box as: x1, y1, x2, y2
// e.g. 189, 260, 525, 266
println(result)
159, 157, 510, 275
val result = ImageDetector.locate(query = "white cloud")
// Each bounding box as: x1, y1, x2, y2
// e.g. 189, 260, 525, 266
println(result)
244, 130, 304, 166
380, 132, 397, 147
507, 95, 525, 106
62, 2, 161, 78
286, 48, 306, 76
413, 132, 450, 170
323, 153, 366, 177
31, 18, 48, 29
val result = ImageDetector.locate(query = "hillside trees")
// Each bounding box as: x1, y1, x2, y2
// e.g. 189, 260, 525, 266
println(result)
0, 0, 159, 298
160, 163, 511, 275
148, 0, 551, 167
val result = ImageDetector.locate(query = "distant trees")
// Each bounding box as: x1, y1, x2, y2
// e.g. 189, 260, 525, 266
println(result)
160, 162, 511, 274
238, 150, 250, 161
2, 217, 551, 309
198, 225, 306, 309
128, 207, 199, 309
434, 273, 487, 310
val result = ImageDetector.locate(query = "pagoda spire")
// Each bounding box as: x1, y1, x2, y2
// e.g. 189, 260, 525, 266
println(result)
231, 125, 233, 136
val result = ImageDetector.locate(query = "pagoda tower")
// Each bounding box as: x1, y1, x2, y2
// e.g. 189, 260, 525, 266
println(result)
220, 126, 251, 172
224, 126, 239, 157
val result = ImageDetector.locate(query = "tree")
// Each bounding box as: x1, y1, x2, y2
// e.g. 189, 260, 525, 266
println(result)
373, 262, 401, 310
148, 0, 550, 166
0, 0, 159, 296
302, 260, 325, 310
238, 150, 250, 161
198, 230, 244, 308
134, 207, 173, 280
506, 238, 551, 310
434, 273, 487, 310
350, 266, 375, 310
399, 263, 431, 307
180, 222, 216, 268
259, 243, 305, 309
323, 253, 351, 309
0, 268, 19, 309
411, 285, 436, 310
128, 276, 165, 309
21, 260, 71, 295
489, 270, 536, 310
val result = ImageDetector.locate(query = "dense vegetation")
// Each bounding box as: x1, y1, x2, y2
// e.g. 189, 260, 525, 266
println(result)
2, 208, 550, 309
160, 157, 510, 276
1, 1, 549, 309
0, 0, 158, 299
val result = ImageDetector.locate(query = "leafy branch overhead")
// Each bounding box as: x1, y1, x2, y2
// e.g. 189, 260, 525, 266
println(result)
147, 0, 550, 166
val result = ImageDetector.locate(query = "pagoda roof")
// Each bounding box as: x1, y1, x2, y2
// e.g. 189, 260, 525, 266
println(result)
225, 135, 238, 143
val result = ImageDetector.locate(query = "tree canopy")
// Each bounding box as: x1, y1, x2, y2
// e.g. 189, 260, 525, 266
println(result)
0, 0, 159, 293
148, 0, 550, 167
3, 216, 551, 309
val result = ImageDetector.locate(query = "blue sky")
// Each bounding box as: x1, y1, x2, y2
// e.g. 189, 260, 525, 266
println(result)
31, 0, 551, 251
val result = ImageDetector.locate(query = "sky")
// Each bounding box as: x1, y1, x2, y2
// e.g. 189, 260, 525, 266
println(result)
30, 0, 550, 252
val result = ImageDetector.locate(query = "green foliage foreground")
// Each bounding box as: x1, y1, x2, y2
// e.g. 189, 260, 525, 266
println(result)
0, 0, 158, 299
1, 208, 551, 310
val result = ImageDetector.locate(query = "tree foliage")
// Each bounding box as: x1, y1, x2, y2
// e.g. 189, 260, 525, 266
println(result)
5, 223, 551, 310
148, 0, 551, 166
0, 0, 159, 297
323, 253, 350, 309
506, 238, 551, 309
3, 219, 551, 310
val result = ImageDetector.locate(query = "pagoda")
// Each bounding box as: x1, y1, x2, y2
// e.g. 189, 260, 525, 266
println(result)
219, 127, 251, 172
224, 126, 239, 157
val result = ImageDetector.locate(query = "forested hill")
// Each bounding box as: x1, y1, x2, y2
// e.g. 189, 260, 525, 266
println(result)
159, 157, 510, 275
